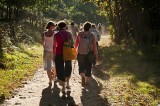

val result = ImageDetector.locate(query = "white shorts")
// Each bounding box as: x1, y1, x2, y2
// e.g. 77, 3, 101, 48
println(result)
43, 50, 54, 70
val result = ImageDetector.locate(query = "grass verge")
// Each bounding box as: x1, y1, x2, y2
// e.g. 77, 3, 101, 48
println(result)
0, 43, 43, 101
95, 36, 160, 105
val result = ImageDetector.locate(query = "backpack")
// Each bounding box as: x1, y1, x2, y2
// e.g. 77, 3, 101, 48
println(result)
59, 31, 77, 61
78, 32, 93, 54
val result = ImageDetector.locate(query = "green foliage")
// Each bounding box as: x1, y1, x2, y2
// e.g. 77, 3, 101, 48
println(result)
93, 0, 160, 45
34, 0, 108, 24
97, 38, 160, 105
69, 2, 107, 24
1, 0, 108, 25
0, 44, 43, 98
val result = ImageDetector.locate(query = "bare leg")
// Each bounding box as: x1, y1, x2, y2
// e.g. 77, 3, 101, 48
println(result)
47, 70, 53, 83
85, 76, 92, 85
80, 73, 85, 87
58, 80, 66, 92
65, 77, 71, 89
53, 67, 56, 78
61, 81, 66, 99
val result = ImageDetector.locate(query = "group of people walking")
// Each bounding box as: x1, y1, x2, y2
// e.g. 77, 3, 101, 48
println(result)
42, 20, 101, 98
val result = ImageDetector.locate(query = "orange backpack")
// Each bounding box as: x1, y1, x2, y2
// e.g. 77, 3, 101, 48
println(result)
59, 31, 77, 61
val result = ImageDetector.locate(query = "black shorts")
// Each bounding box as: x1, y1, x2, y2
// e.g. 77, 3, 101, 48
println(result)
55, 55, 72, 81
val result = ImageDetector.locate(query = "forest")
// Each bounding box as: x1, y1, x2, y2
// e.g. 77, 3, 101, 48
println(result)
0, 0, 107, 68
0, 0, 160, 105
1, 0, 160, 45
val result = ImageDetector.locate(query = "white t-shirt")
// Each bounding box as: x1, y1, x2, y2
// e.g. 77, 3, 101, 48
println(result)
44, 34, 54, 52
90, 29, 99, 42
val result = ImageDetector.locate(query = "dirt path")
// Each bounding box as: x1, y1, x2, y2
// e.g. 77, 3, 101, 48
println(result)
1, 36, 109, 106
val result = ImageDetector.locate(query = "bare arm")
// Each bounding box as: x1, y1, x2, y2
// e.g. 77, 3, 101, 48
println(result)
76, 26, 79, 32
75, 32, 81, 51
68, 32, 74, 45
42, 33, 45, 47
53, 34, 56, 60
92, 35, 98, 59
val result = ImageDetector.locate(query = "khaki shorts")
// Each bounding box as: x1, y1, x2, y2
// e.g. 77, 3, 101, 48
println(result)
43, 50, 54, 70
77, 52, 94, 77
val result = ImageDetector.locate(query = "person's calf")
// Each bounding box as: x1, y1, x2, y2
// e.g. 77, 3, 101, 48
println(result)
65, 77, 71, 89
61, 91, 66, 99
47, 70, 53, 84
85, 76, 92, 86
80, 73, 86, 87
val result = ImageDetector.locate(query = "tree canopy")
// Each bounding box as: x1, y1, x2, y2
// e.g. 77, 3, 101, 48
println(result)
88, 0, 160, 45
0, 0, 160, 48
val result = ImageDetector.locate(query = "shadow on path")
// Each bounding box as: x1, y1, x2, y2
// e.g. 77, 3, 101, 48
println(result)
39, 82, 77, 106
80, 67, 110, 106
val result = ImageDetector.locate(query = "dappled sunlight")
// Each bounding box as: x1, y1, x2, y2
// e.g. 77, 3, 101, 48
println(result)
99, 42, 160, 85
99, 35, 112, 47
0, 45, 43, 99
95, 36, 160, 105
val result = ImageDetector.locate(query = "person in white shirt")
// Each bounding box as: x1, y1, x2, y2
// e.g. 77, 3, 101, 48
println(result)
42, 21, 56, 85
97, 23, 102, 36
90, 23, 100, 49
68, 21, 79, 42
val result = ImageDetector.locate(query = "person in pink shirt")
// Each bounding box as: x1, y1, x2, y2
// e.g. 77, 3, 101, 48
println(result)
53, 21, 74, 98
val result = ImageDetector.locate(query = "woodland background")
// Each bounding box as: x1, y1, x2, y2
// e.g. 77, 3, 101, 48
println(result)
0, 0, 160, 105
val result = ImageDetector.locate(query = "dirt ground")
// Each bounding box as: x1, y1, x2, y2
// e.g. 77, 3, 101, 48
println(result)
1, 36, 110, 106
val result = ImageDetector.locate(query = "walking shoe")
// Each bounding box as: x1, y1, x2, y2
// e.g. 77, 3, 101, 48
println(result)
54, 77, 59, 82
66, 85, 71, 89
61, 92, 66, 99
85, 81, 89, 86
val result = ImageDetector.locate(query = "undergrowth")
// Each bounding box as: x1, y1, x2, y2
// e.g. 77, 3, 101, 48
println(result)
0, 44, 43, 100
96, 36, 160, 105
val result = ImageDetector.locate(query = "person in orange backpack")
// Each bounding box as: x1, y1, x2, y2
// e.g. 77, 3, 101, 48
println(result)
53, 21, 74, 98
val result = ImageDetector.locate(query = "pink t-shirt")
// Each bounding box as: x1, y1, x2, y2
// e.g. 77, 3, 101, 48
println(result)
54, 31, 69, 55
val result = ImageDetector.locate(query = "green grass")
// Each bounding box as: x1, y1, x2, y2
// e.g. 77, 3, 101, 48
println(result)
0, 43, 43, 99
97, 40, 160, 105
